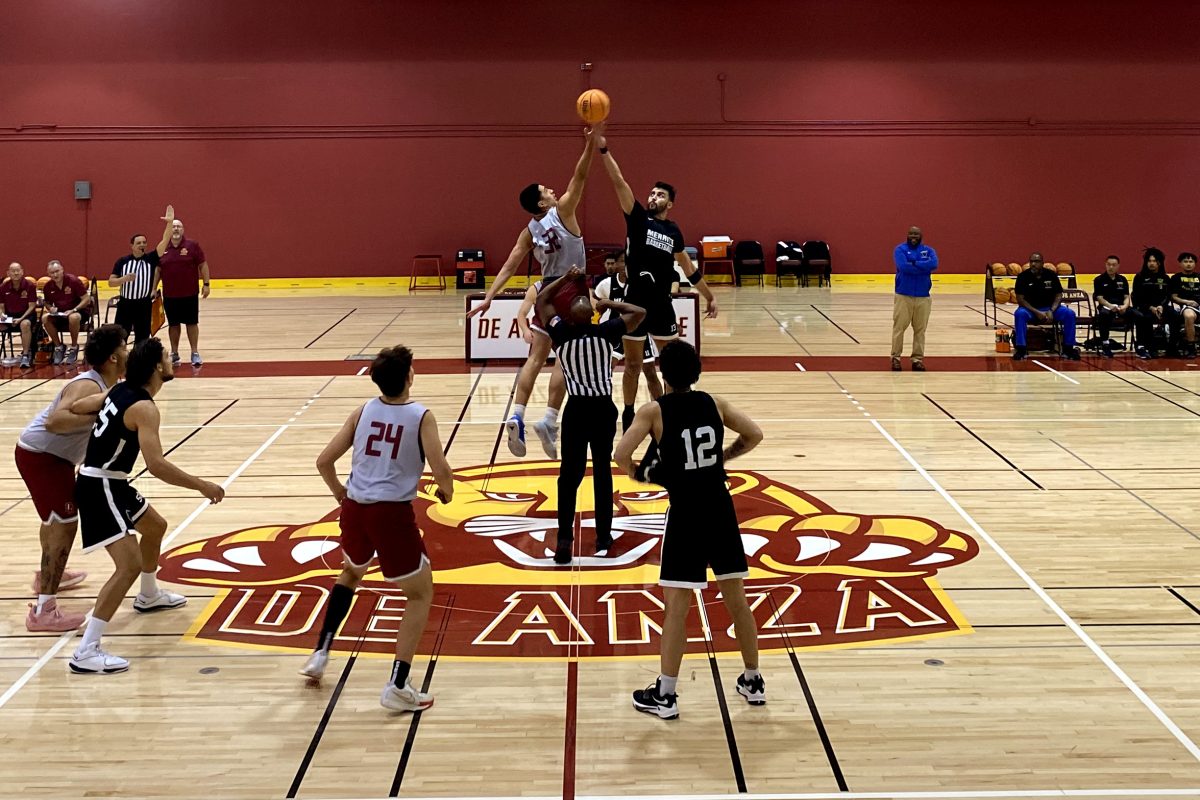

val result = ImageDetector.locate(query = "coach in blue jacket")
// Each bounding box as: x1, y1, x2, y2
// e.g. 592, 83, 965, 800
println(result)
891, 226, 938, 371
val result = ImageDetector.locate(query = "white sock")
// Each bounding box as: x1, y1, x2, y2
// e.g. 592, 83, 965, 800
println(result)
140, 571, 159, 597
658, 674, 678, 695
80, 617, 107, 650
513, 404, 526, 420
543, 407, 559, 424
36, 594, 55, 614
743, 667, 762, 681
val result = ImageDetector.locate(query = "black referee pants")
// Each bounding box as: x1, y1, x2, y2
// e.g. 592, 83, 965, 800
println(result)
114, 296, 153, 342
557, 395, 617, 547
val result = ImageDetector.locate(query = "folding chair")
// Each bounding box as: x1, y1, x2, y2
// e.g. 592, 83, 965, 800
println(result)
732, 240, 765, 287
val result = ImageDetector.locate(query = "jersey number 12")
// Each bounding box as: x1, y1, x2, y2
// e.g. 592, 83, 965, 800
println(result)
680, 426, 717, 470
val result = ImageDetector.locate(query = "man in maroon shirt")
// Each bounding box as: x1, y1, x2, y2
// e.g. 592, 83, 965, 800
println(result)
41, 260, 93, 367
156, 218, 210, 367
0, 261, 38, 368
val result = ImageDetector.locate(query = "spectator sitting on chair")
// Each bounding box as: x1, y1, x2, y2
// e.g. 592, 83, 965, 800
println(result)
41, 260, 92, 367
1092, 255, 1137, 359
0, 262, 38, 369
1169, 251, 1200, 359
1132, 247, 1174, 360
1012, 252, 1079, 362
0, 266, 38, 371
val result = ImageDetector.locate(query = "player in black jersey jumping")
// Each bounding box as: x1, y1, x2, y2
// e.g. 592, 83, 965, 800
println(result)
68, 338, 225, 674
595, 123, 718, 432
614, 340, 764, 720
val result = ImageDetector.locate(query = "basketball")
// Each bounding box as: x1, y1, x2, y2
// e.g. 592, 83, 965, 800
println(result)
990, 262, 1005, 275
1057, 262, 1073, 275
576, 89, 610, 124
994, 287, 1010, 304
1007, 262, 1022, 275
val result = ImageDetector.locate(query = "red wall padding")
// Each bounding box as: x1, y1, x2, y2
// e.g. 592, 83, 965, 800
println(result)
3, 0, 1200, 278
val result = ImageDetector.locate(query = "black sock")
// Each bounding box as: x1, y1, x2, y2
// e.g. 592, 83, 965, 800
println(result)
317, 583, 355, 652
391, 659, 412, 689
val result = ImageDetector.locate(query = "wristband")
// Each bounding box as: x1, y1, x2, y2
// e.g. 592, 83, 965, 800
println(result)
686, 271, 703, 286
203, 282, 211, 286
599, 146, 609, 155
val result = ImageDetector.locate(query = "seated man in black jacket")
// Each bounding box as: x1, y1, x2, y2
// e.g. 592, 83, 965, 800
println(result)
1093, 255, 1138, 358
1012, 253, 1080, 361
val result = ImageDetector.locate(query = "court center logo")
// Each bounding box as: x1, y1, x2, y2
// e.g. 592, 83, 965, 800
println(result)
161, 462, 979, 660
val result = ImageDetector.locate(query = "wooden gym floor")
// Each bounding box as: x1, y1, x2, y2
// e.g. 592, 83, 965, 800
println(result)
2, 282, 1200, 800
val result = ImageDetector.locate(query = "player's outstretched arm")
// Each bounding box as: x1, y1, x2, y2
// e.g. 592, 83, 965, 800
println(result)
316, 404, 362, 503
467, 228, 533, 318
131, 402, 225, 502
155, 205, 174, 257
534, 265, 584, 326
597, 298, 645, 332
614, 403, 659, 477
517, 285, 537, 343
594, 124, 635, 215
69, 390, 110, 417
676, 252, 718, 318
557, 127, 599, 232
714, 395, 763, 463
419, 410, 454, 504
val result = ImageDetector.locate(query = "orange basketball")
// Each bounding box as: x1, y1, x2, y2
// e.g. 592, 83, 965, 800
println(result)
990, 262, 1006, 275
994, 287, 1010, 304
1056, 262, 1073, 275
576, 89, 610, 124
1007, 263, 1022, 275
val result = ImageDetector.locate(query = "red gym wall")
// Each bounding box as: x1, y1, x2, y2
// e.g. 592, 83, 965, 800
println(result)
3, 0, 1200, 279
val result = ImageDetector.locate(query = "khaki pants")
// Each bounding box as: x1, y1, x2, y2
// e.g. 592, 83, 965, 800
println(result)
892, 294, 932, 360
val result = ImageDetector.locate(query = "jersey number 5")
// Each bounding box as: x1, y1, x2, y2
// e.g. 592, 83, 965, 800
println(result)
681, 426, 718, 470
93, 399, 118, 438
365, 422, 404, 459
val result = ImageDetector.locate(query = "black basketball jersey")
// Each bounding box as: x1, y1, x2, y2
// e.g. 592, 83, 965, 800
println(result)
83, 383, 152, 474
655, 391, 727, 492
624, 200, 684, 307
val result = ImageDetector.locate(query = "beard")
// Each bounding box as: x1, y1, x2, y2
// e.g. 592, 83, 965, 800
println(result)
160, 373, 175, 383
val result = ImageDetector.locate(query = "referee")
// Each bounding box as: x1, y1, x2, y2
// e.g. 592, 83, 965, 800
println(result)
535, 267, 644, 565
109, 207, 174, 342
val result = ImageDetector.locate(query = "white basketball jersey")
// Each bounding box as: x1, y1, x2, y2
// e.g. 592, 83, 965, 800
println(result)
18, 370, 109, 464
346, 399, 428, 503
527, 207, 586, 280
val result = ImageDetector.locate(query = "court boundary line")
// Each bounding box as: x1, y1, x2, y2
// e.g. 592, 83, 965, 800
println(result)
861, 405, 1200, 763
307, 788, 1200, 800
1031, 359, 1080, 384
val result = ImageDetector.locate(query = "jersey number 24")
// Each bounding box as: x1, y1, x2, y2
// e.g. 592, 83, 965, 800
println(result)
365, 421, 404, 459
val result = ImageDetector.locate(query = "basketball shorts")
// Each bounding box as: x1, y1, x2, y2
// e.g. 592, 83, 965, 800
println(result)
75, 475, 148, 552
14, 445, 78, 524
657, 490, 748, 589
339, 498, 428, 581
163, 295, 200, 326
625, 300, 677, 341
611, 335, 655, 363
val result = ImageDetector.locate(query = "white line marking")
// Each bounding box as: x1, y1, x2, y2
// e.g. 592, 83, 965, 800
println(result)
1031, 359, 1081, 385
161, 422, 291, 549
308, 789, 1200, 800
794, 361, 806, 372
0, 613, 89, 710
356, 365, 369, 375
866, 414, 1200, 763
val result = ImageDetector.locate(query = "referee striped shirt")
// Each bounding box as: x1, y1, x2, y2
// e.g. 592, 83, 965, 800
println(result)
111, 252, 159, 300
547, 316, 627, 397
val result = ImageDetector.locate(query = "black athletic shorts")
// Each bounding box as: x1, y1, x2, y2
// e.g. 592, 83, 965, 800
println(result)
657, 489, 748, 588
163, 295, 199, 326
625, 300, 677, 341
76, 475, 149, 552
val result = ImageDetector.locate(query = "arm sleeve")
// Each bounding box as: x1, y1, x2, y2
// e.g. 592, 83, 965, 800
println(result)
672, 229, 685, 254
623, 200, 645, 222
112, 257, 126, 275
192, 241, 206, 265
893, 245, 910, 270
547, 317, 567, 347
924, 247, 939, 271
147, 250, 160, 266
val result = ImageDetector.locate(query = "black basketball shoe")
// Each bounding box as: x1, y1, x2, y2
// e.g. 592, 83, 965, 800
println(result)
736, 673, 766, 706
632, 680, 679, 720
